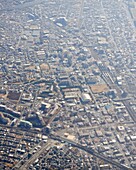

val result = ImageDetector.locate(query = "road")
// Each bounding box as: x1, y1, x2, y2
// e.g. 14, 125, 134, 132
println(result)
100, 0, 118, 51
69, 120, 134, 131
12, 139, 54, 170
0, 0, 47, 12
123, 100, 136, 123
46, 103, 61, 126
49, 134, 133, 170
78, 0, 85, 28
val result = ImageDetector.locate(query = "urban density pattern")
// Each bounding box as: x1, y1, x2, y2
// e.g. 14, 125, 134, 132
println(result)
0, 0, 136, 169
